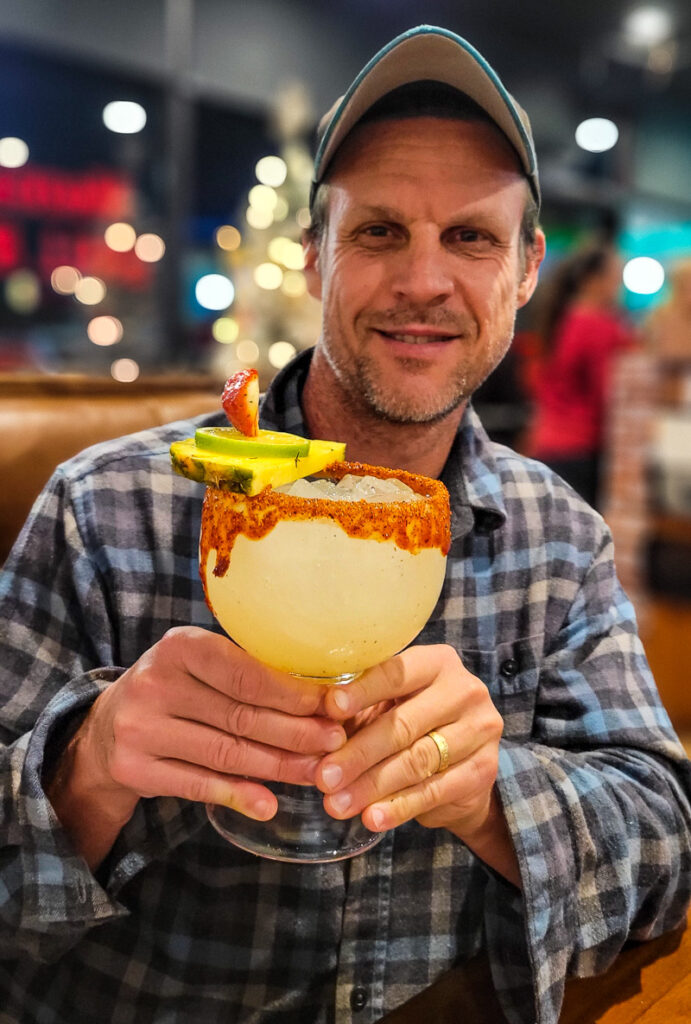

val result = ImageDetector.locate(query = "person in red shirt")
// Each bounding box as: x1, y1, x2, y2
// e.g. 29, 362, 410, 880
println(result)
528, 242, 635, 508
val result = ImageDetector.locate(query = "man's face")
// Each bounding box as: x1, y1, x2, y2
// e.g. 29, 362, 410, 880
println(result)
304, 117, 545, 424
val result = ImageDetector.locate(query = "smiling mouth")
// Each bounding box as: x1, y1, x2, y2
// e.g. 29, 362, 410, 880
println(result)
377, 329, 458, 344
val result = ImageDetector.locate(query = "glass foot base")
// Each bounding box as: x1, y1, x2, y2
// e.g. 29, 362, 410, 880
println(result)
206, 782, 383, 863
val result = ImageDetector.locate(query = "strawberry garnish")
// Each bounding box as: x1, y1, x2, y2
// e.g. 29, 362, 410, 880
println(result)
221, 369, 260, 436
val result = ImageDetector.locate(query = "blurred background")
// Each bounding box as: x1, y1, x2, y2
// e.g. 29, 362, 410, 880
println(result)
0, 0, 689, 741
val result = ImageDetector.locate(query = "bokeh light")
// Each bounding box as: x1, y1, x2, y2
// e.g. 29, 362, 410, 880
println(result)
215, 225, 242, 251
249, 184, 278, 212
575, 118, 619, 153
246, 206, 274, 230
104, 222, 136, 252
0, 137, 29, 168
74, 276, 106, 305
623, 256, 665, 294
211, 316, 240, 343
111, 358, 140, 382
254, 262, 283, 290
255, 155, 287, 187
273, 196, 290, 222
102, 101, 147, 134
296, 207, 312, 231
236, 339, 259, 363
195, 273, 235, 310
267, 237, 304, 270
5, 269, 40, 313
51, 265, 81, 295
281, 271, 307, 297
87, 315, 123, 346
625, 6, 673, 46
134, 233, 165, 262
268, 341, 297, 369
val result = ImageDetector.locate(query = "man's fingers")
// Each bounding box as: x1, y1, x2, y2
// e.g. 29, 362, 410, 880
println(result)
320, 722, 495, 815
167, 674, 345, 756
318, 657, 498, 792
128, 757, 279, 821
159, 626, 331, 716
323, 645, 462, 720
334, 749, 498, 834
108, 713, 325, 793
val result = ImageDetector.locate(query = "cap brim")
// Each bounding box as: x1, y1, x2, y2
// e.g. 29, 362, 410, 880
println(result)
313, 25, 539, 206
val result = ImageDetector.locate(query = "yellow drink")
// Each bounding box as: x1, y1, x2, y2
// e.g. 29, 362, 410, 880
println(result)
205, 518, 446, 676
200, 462, 451, 679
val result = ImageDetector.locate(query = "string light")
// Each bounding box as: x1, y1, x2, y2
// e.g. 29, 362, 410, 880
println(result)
296, 208, 312, 230
134, 233, 165, 262
5, 269, 40, 313
254, 263, 283, 290
268, 341, 297, 369
74, 276, 106, 305
246, 206, 274, 230
212, 317, 240, 343
236, 339, 259, 363
104, 222, 136, 252
51, 265, 81, 295
216, 225, 242, 251
249, 185, 278, 212
87, 316, 123, 346
281, 271, 307, 297
111, 358, 140, 382
255, 156, 287, 187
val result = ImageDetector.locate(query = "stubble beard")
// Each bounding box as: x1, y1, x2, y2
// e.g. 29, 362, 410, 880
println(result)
320, 315, 515, 426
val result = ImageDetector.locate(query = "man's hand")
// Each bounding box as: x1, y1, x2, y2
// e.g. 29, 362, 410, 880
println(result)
47, 626, 346, 868
316, 644, 520, 886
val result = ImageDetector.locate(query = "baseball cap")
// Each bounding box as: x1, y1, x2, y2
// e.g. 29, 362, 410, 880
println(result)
310, 25, 540, 210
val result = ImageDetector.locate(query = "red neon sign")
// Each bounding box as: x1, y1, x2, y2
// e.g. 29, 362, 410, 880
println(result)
0, 166, 133, 220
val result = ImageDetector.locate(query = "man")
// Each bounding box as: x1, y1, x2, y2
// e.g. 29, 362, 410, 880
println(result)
1, 25, 689, 1024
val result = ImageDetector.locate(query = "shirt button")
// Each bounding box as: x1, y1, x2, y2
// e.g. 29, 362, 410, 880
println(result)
500, 658, 519, 678
350, 986, 369, 1012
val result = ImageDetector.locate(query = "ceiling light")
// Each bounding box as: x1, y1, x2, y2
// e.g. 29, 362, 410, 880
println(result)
623, 256, 665, 294
575, 118, 619, 153
195, 273, 235, 310
0, 137, 29, 168
624, 7, 673, 47
103, 101, 147, 134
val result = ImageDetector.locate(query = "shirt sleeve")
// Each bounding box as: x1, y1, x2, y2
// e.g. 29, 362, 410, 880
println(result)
487, 524, 691, 1024
0, 468, 205, 963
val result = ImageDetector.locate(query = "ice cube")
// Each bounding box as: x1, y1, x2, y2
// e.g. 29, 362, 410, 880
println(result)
279, 478, 322, 499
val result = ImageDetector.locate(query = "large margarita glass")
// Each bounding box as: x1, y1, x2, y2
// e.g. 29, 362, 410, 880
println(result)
200, 460, 450, 862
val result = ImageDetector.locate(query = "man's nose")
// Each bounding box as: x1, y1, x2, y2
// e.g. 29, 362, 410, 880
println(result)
390, 235, 455, 306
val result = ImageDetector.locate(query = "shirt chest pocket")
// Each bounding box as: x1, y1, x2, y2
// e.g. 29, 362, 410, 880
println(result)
459, 636, 542, 743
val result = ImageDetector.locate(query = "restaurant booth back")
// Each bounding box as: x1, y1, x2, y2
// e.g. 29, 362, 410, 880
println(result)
0, 374, 220, 564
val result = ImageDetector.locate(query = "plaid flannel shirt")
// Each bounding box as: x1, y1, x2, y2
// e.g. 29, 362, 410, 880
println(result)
1, 349, 690, 1024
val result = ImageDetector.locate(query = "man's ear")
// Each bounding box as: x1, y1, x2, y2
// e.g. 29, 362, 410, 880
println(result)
517, 228, 546, 309
302, 231, 323, 301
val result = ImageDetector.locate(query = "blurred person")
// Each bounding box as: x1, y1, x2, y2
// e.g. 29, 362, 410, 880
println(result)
1, 25, 690, 1024
643, 257, 691, 363
527, 242, 636, 508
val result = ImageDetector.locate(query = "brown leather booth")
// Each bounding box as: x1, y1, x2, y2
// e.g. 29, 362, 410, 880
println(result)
0, 373, 220, 564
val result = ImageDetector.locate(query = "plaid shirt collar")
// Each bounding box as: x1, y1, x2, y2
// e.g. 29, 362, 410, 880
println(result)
260, 346, 506, 543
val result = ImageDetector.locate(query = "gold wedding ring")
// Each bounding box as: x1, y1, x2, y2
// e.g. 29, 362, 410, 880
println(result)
427, 730, 450, 774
